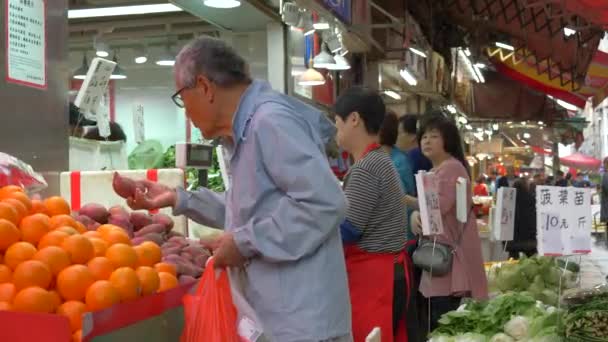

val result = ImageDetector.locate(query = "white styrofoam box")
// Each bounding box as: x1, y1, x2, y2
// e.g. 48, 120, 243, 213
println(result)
59, 169, 187, 235
69, 136, 128, 171
188, 219, 222, 240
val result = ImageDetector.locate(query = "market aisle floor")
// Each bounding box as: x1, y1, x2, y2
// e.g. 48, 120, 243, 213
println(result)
579, 238, 608, 288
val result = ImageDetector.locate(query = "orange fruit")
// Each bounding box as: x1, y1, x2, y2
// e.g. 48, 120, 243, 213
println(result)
0, 283, 16, 302
105, 243, 138, 269
50, 215, 78, 230
136, 266, 160, 296
12, 286, 55, 313
134, 242, 162, 267
56, 226, 79, 236
73, 330, 82, 342
0, 185, 24, 196
0, 301, 11, 311
97, 224, 122, 236
33, 246, 71, 276
87, 257, 114, 280
56, 265, 95, 301
4, 241, 37, 270
0, 202, 18, 225
6, 192, 32, 211
102, 229, 131, 246
0, 253, 2, 263
61, 235, 94, 264
109, 267, 141, 302
158, 272, 179, 292
44, 196, 70, 216
57, 300, 86, 332
82, 231, 102, 239
38, 230, 70, 249
74, 222, 87, 234
0, 265, 11, 283
154, 262, 177, 277
89, 238, 109, 257
85, 280, 120, 312
0, 219, 21, 251
3, 198, 27, 223
30, 199, 48, 215
12, 260, 52, 290
20, 213, 51, 245
49, 289, 61, 310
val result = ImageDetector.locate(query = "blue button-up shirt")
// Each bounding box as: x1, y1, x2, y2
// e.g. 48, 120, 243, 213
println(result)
174, 80, 352, 342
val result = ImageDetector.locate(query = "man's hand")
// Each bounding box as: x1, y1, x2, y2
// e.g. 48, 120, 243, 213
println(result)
200, 233, 246, 268
127, 180, 177, 211
410, 211, 423, 236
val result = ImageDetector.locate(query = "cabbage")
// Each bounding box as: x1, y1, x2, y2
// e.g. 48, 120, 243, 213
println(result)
503, 316, 530, 340
496, 265, 526, 292
489, 333, 515, 342
429, 335, 455, 342
454, 333, 489, 342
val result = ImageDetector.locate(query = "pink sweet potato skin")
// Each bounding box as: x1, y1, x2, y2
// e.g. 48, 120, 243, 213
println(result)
113, 172, 137, 198
108, 214, 134, 238
108, 205, 129, 217
78, 203, 109, 224
179, 275, 197, 285
134, 224, 166, 237
152, 214, 174, 231
130, 212, 153, 230
139, 232, 165, 245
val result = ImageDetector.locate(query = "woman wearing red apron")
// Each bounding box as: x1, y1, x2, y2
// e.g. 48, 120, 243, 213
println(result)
334, 88, 411, 342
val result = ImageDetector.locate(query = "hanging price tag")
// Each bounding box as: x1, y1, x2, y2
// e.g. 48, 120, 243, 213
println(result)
415, 171, 444, 236
493, 187, 516, 241
97, 103, 111, 138
74, 57, 116, 121
132, 104, 145, 144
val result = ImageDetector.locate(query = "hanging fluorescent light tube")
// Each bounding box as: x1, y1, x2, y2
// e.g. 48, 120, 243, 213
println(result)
473, 65, 485, 83
203, 0, 241, 8
458, 117, 468, 124
399, 68, 417, 86
313, 18, 330, 30
409, 47, 427, 58
68, 4, 183, 19
464, 48, 471, 57
383, 90, 401, 100
556, 99, 578, 111
465, 124, 473, 130
495, 42, 515, 51
474, 63, 486, 69
458, 49, 481, 83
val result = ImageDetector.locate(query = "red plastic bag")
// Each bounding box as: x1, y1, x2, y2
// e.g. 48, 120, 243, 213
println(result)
181, 259, 240, 342
0, 153, 47, 193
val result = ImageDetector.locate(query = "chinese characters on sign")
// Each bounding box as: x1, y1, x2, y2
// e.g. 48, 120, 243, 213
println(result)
415, 171, 444, 236
6, 0, 46, 89
493, 187, 516, 241
132, 104, 145, 144
73, 58, 116, 121
536, 186, 592, 256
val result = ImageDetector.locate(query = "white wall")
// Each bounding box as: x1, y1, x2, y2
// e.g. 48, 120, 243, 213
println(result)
68, 32, 269, 155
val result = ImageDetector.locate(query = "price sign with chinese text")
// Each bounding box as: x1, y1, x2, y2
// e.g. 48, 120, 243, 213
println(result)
416, 171, 444, 236
536, 186, 592, 256
74, 57, 116, 121
493, 187, 516, 241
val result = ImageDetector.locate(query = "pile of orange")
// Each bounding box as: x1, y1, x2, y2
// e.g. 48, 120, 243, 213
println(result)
0, 186, 178, 342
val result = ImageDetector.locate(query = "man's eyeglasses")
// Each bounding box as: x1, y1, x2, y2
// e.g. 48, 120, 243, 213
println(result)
171, 87, 187, 108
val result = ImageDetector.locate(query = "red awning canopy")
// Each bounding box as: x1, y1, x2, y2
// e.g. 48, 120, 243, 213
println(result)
560, 152, 602, 170
562, 0, 608, 29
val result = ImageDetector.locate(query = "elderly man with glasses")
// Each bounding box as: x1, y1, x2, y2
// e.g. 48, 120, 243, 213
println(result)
124, 36, 352, 342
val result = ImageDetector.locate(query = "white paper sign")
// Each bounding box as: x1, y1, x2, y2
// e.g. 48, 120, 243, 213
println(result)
96, 103, 111, 138
536, 186, 592, 256
416, 171, 444, 236
132, 104, 145, 144
493, 187, 516, 241
74, 57, 116, 120
6, 0, 46, 89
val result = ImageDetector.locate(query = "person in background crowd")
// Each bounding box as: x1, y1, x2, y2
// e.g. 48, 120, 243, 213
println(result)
122, 36, 352, 342
410, 114, 488, 332
507, 178, 537, 258
473, 175, 489, 196
531, 174, 544, 194
545, 175, 555, 186
398, 114, 433, 177
378, 111, 421, 342
334, 87, 410, 342
69, 102, 127, 142
555, 170, 568, 187
496, 176, 510, 190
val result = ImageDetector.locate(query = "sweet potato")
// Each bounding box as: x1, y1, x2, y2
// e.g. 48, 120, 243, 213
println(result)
183, 245, 207, 257
180, 251, 194, 262
112, 172, 138, 198
179, 275, 197, 285
151, 213, 174, 231
193, 254, 209, 267
180, 262, 203, 278
167, 236, 189, 246
78, 203, 109, 224
139, 232, 165, 245
130, 212, 153, 230
108, 215, 134, 238
161, 246, 182, 256
108, 205, 129, 217
134, 224, 166, 237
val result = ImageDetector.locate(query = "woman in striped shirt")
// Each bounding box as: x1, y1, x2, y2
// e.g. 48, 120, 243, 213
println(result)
334, 87, 409, 342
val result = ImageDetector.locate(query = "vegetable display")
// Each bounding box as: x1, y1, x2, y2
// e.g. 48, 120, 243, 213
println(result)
430, 292, 562, 341
561, 285, 608, 341
487, 254, 578, 306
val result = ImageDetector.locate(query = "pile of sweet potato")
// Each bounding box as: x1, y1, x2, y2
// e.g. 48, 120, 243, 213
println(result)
74, 202, 209, 281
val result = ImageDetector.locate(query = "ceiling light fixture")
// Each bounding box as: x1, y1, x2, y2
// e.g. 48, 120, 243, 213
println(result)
324, 29, 344, 53
281, 2, 300, 26
564, 27, 576, 37
459, 48, 481, 83
298, 68, 325, 86
94, 36, 110, 58
458, 117, 468, 124
523, 132, 531, 139
68, 4, 182, 19
492, 123, 499, 130
465, 124, 473, 130
110, 54, 127, 80
134, 46, 148, 64
464, 48, 471, 57
328, 54, 350, 70
473, 65, 485, 83
474, 63, 486, 69
155, 46, 175, 66
298, 13, 315, 36
409, 47, 427, 58
313, 18, 330, 30
73, 54, 89, 80
313, 44, 336, 69
383, 90, 401, 100
556, 99, 578, 111
203, 0, 241, 8
399, 67, 417, 86
495, 42, 515, 51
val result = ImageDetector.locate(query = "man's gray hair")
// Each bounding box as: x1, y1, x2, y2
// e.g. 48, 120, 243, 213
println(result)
175, 36, 251, 88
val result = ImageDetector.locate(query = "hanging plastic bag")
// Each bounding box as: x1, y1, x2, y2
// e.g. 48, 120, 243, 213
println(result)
128, 140, 164, 170
0, 152, 47, 193
181, 259, 265, 342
